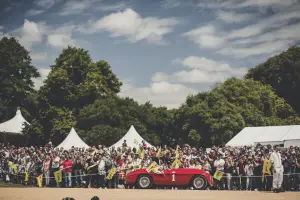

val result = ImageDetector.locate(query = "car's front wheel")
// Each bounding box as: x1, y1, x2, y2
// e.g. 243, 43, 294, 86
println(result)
191, 175, 207, 190
136, 175, 153, 189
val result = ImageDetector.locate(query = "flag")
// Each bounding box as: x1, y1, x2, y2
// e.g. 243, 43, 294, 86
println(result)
133, 164, 141, 170
8, 162, 18, 174
138, 148, 145, 159
25, 172, 29, 182
262, 158, 271, 182
171, 158, 182, 169
146, 162, 159, 173
54, 170, 62, 183
106, 168, 117, 180
87, 164, 98, 170
157, 147, 162, 158
37, 174, 43, 187
213, 170, 224, 181
175, 145, 179, 158
11, 164, 18, 175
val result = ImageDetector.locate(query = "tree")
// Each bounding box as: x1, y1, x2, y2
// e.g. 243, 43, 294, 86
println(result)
0, 37, 39, 122
77, 96, 168, 146
173, 78, 299, 147
246, 46, 300, 113
25, 46, 122, 144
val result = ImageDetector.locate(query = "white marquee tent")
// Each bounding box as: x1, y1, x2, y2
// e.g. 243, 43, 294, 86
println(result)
0, 108, 29, 134
110, 125, 153, 148
226, 125, 300, 147
56, 127, 90, 149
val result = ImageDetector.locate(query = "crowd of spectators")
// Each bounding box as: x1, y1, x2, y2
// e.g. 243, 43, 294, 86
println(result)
0, 140, 300, 191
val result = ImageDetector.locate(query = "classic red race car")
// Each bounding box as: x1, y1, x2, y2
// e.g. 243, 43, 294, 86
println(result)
125, 168, 213, 190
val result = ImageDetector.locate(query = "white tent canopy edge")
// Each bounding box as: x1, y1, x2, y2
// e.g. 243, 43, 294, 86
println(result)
0, 108, 29, 134
226, 125, 300, 147
56, 127, 89, 150
110, 125, 153, 149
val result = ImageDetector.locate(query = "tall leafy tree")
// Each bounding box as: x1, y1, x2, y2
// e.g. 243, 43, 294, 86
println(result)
77, 97, 168, 146
173, 78, 299, 147
246, 46, 300, 113
0, 37, 39, 121
24, 46, 122, 144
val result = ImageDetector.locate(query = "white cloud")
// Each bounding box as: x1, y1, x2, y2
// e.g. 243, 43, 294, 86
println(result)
33, 68, 51, 89
216, 10, 253, 23
236, 0, 298, 8
46, 25, 77, 48
47, 34, 76, 48
78, 8, 178, 44
25, 0, 61, 16
232, 23, 300, 45
26, 9, 45, 16
34, 0, 59, 9
0, 26, 3, 30
227, 10, 300, 39
218, 40, 294, 57
119, 80, 198, 108
9, 19, 47, 50
197, 0, 298, 11
31, 52, 48, 62
3, 19, 77, 50
152, 56, 247, 84
3, 7, 12, 12
183, 25, 225, 49
161, 0, 181, 8
59, 0, 98, 16
96, 1, 129, 11
184, 4, 300, 58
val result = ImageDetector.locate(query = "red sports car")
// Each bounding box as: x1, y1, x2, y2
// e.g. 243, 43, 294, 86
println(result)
125, 168, 213, 190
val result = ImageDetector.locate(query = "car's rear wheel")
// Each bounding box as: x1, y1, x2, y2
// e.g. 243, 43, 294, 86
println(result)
136, 175, 153, 189
191, 175, 207, 190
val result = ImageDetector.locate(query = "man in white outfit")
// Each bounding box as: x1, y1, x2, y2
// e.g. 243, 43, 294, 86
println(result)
269, 145, 283, 193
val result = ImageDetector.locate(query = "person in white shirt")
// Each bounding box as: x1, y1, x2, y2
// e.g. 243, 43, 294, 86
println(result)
245, 159, 254, 191
269, 145, 284, 193
214, 154, 225, 171
98, 156, 106, 189
214, 154, 225, 189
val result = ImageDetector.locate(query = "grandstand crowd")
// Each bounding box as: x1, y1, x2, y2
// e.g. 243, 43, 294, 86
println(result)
0, 140, 300, 191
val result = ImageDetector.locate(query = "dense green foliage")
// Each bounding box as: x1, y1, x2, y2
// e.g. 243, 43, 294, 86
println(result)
172, 78, 299, 147
0, 37, 299, 147
246, 46, 300, 113
0, 37, 39, 122
77, 97, 169, 146
23, 46, 122, 144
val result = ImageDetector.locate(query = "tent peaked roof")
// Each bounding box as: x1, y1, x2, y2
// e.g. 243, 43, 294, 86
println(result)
110, 125, 153, 148
56, 127, 89, 149
0, 108, 29, 134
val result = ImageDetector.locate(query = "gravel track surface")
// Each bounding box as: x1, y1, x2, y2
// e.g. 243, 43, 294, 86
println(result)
0, 188, 299, 200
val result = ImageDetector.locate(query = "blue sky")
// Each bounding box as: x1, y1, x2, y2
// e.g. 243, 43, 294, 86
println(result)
1, 0, 300, 108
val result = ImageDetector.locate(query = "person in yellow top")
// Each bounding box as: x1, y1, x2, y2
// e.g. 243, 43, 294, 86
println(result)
262, 154, 272, 191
